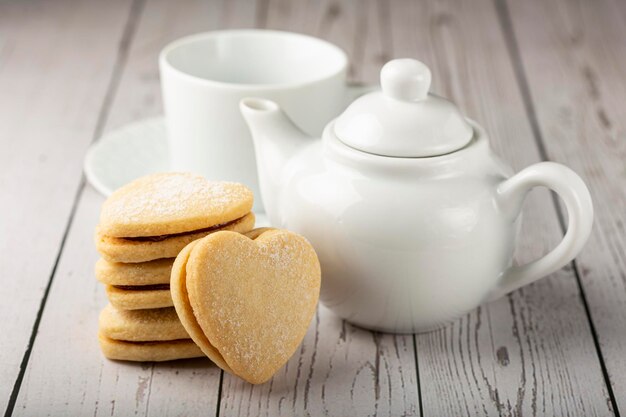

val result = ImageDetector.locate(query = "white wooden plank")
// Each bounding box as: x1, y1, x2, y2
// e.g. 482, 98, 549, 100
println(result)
506, 0, 626, 411
0, 0, 134, 412
10, 0, 620, 415
387, 0, 613, 415
216, 1, 420, 416
13, 0, 259, 415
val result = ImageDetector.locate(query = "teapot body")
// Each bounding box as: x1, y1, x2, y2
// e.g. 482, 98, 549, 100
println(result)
274, 121, 519, 333
243, 58, 593, 333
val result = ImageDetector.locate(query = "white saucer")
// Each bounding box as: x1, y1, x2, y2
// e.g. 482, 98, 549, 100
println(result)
84, 117, 169, 197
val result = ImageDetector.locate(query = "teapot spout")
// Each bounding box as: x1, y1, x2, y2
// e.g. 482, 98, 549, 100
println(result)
240, 98, 313, 224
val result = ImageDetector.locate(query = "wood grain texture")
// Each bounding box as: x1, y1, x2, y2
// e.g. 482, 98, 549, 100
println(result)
386, 0, 614, 415
220, 307, 418, 417
6, 0, 624, 416
0, 0, 134, 412
506, 0, 626, 411
11, 0, 258, 415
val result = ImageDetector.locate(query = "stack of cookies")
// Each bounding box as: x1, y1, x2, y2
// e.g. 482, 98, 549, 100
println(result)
94, 173, 255, 362
94, 172, 323, 384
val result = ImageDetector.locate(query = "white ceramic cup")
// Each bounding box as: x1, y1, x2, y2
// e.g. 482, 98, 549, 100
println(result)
159, 30, 354, 211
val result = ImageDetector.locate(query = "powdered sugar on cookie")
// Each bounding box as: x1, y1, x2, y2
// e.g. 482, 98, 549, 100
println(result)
183, 229, 321, 384
98, 172, 253, 237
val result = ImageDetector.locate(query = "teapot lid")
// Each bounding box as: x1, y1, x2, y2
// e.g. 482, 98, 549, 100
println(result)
334, 59, 473, 157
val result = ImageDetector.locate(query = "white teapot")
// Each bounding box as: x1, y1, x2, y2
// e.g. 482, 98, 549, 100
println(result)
240, 59, 593, 333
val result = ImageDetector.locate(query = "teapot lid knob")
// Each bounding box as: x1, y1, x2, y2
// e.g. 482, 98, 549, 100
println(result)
333, 57, 474, 158
381, 59, 431, 102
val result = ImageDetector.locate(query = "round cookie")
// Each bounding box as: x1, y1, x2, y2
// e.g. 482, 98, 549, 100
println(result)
172, 228, 321, 384
99, 335, 203, 362
96, 258, 174, 286
105, 285, 173, 310
99, 304, 188, 341
96, 212, 255, 263
98, 172, 253, 238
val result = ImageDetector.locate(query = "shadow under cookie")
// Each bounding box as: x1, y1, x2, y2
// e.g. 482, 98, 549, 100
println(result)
98, 335, 204, 362
105, 284, 173, 310
96, 257, 174, 286
96, 212, 255, 263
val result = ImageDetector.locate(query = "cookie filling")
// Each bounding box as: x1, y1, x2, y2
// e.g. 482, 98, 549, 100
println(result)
121, 216, 244, 242
104, 336, 193, 346
113, 284, 170, 291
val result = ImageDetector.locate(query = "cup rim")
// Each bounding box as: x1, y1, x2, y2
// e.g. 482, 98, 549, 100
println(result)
159, 29, 349, 90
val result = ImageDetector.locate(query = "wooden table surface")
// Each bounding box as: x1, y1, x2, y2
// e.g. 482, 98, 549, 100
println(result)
1, 0, 625, 415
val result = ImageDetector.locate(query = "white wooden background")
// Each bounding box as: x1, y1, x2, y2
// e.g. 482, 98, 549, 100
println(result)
1, 0, 625, 415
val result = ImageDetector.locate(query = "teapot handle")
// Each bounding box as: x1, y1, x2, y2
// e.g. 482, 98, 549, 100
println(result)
487, 162, 593, 302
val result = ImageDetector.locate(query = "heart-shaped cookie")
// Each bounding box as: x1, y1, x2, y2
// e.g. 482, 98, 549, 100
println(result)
98, 172, 253, 238
171, 228, 321, 384
94, 172, 255, 263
